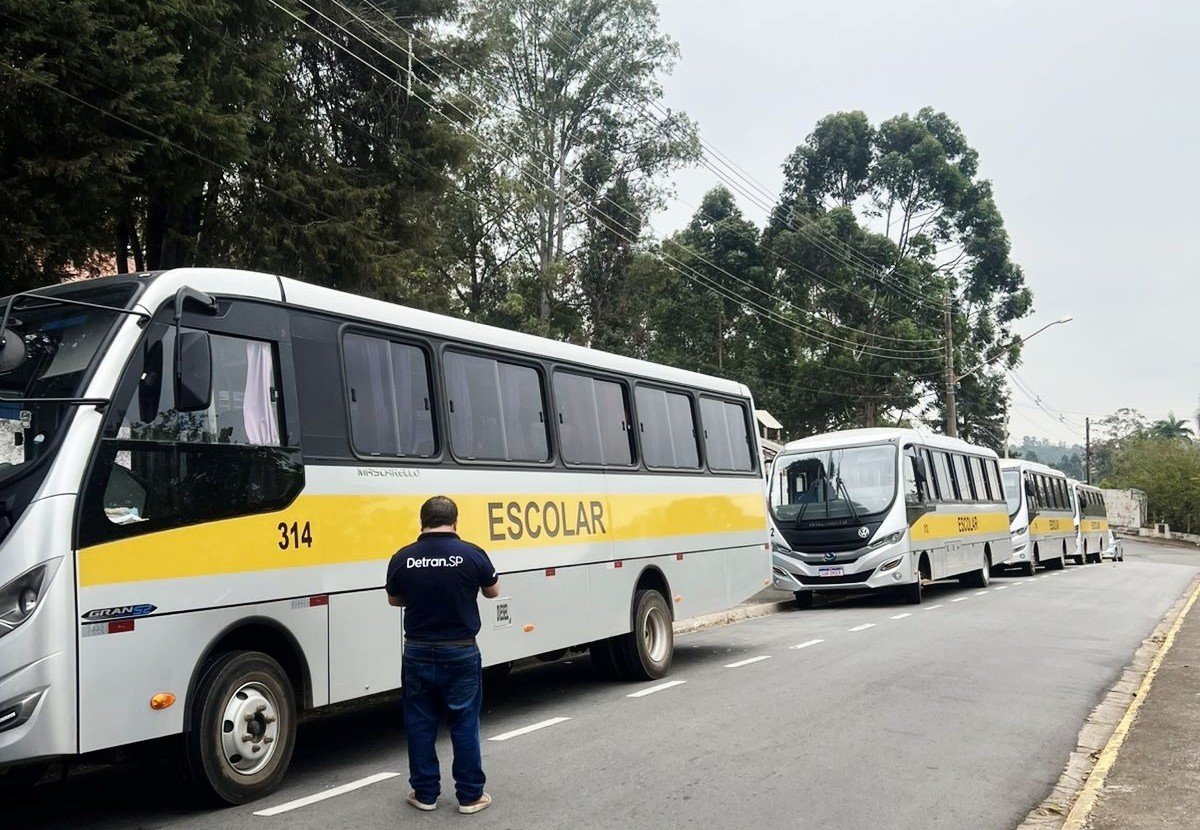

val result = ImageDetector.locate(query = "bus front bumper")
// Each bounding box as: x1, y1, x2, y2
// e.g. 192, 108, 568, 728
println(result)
0, 649, 74, 767
771, 545, 912, 593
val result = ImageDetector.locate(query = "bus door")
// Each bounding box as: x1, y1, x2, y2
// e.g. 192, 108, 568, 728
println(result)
73, 294, 314, 752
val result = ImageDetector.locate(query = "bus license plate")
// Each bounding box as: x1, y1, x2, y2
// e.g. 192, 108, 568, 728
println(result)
818, 566, 844, 577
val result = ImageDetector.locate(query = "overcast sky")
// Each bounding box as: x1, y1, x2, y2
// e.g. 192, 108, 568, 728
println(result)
651, 0, 1199, 445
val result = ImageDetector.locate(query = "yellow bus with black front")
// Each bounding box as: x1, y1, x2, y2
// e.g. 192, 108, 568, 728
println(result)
769, 428, 1012, 606
1072, 480, 1111, 564
1000, 459, 1075, 574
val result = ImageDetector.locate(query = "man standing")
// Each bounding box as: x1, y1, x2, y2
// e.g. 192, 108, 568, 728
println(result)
387, 495, 500, 815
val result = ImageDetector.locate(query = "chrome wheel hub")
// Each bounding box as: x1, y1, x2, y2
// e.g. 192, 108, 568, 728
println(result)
642, 605, 669, 663
220, 682, 280, 776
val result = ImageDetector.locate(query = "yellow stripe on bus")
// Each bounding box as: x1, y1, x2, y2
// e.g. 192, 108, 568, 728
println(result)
1030, 515, 1074, 535
76, 491, 767, 587
909, 511, 1010, 541
1080, 519, 1109, 532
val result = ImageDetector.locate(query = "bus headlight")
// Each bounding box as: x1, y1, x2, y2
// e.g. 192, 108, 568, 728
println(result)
869, 531, 904, 549
0, 561, 56, 638
1011, 526, 1027, 537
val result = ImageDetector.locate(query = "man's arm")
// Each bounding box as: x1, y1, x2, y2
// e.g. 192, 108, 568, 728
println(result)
481, 581, 501, 600
387, 593, 404, 607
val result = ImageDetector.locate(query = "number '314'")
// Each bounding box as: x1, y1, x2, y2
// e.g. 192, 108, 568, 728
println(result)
278, 521, 313, 550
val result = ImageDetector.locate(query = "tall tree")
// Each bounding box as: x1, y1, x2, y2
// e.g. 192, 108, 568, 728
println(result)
457, 0, 698, 337
0, 0, 470, 298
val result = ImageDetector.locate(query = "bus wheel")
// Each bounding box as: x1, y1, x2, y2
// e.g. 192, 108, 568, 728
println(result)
901, 559, 927, 605
183, 651, 296, 806
589, 639, 621, 679
613, 590, 673, 681
962, 551, 990, 589
1047, 555, 1065, 571
1021, 559, 1036, 577
793, 590, 814, 610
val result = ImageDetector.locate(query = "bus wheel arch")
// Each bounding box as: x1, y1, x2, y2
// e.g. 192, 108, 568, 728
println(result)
634, 566, 674, 621
185, 618, 313, 732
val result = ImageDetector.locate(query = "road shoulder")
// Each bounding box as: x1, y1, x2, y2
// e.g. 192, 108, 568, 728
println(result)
1018, 573, 1200, 830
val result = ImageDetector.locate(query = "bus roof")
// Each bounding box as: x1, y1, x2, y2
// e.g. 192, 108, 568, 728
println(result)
778, 427, 999, 458
125, 268, 752, 399
1000, 458, 1070, 478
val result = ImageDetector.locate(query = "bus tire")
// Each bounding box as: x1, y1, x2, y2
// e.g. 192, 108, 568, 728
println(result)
901, 558, 927, 605
182, 650, 296, 806
1047, 555, 1065, 571
962, 551, 990, 589
793, 590, 814, 610
1020, 559, 1036, 577
612, 589, 673, 681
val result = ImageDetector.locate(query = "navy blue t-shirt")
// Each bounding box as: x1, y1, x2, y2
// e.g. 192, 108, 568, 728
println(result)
385, 531, 499, 642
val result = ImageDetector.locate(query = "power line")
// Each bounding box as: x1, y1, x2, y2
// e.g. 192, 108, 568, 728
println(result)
293, 0, 946, 361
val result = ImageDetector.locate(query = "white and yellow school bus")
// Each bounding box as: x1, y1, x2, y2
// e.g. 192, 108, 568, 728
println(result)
1071, 480, 1111, 564
999, 459, 1075, 574
0, 268, 769, 802
768, 428, 1012, 606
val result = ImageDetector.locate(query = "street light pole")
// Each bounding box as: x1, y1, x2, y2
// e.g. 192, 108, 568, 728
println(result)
944, 290, 958, 438
944, 314, 1074, 441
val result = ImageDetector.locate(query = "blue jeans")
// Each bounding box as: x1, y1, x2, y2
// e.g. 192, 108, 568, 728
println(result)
402, 643, 485, 805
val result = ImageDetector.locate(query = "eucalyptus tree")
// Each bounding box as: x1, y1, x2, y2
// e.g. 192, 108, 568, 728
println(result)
458, 0, 698, 337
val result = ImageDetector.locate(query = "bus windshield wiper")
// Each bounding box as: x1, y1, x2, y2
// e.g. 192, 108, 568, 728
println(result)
794, 466, 829, 524
835, 475, 860, 523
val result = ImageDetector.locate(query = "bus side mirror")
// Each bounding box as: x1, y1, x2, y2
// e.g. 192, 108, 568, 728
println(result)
175, 331, 212, 412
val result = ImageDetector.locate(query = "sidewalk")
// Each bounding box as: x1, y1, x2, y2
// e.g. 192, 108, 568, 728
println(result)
1081, 589, 1200, 829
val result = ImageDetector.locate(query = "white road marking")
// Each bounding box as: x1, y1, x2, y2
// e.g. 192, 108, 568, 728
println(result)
627, 680, 687, 698
951, 597, 969, 602
890, 613, 912, 619
724, 655, 772, 668
974, 590, 989, 596
253, 772, 401, 816
848, 623, 876, 632
489, 717, 571, 742
790, 639, 825, 650
924, 604, 944, 610
994, 585, 1009, 590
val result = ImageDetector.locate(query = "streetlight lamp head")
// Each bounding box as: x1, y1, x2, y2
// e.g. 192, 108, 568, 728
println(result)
1056, 315, 1074, 324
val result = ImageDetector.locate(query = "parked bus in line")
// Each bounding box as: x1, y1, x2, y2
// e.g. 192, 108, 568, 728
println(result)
999, 459, 1075, 574
768, 428, 1012, 607
1071, 480, 1113, 564
0, 268, 769, 803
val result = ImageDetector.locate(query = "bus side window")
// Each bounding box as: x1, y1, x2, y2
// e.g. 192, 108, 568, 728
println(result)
903, 450, 921, 504
80, 323, 303, 546
921, 449, 940, 500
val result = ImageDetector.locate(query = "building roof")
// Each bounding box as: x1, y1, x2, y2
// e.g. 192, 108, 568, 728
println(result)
755, 409, 783, 430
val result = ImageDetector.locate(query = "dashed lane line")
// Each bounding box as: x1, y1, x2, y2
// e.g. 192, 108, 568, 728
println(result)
725, 655, 772, 668
790, 639, 825, 650
489, 717, 572, 742
848, 623, 876, 632
890, 613, 912, 619
995, 585, 1009, 590
627, 680, 687, 698
951, 597, 969, 602
975, 590, 990, 596
253, 772, 401, 817
924, 604, 944, 611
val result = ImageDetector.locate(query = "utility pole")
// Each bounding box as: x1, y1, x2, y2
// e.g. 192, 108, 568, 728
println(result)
944, 289, 957, 438
1085, 417, 1091, 484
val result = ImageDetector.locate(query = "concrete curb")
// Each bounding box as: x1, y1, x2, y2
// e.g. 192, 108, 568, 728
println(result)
1015, 573, 1200, 830
674, 600, 793, 636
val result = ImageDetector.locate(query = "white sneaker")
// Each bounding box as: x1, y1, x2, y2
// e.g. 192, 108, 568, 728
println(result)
407, 791, 437, 811
458, 793, 493, 814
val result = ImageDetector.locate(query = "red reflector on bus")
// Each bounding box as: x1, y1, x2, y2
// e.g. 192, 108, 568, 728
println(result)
676, 553, 684, 561
545, 568, 556, 577
108, 620, 134, 634
614, 560, 623, 569
309, 595, 329, 607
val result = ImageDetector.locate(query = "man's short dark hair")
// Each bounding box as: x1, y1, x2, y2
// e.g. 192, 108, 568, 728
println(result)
420, 495, 458, 529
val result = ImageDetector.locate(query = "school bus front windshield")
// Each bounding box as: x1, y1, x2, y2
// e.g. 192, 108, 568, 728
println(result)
770, 443, 897, 523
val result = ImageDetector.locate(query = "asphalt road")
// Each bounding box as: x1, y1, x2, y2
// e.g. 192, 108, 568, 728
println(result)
6, 537, 1197, 830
